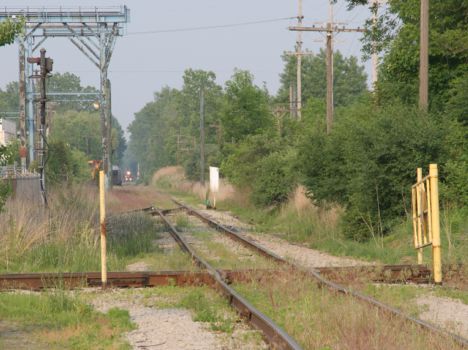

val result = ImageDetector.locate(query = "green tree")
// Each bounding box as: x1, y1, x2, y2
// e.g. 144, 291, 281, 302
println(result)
128, 87, 180, 179
0, 18, 23, 47
355, 0, 468, 111
221, 70, 272, 143
298, 101, 449, 240
45, 141, 89, 185
128, 69, 224, 181
0, 82, 19, 117
278, 50, 367, 107
50, 110, 126, 164
222, 133, 296, 206
48, 72, 100, 112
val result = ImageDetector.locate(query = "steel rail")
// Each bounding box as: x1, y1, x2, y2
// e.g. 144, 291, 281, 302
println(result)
172, 199, 468, 348
153, 208, 302, 350
0, 269, 274, 291
0, 271, 212, 290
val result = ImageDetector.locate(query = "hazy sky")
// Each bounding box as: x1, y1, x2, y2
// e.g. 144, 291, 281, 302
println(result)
0, 1, 372, 134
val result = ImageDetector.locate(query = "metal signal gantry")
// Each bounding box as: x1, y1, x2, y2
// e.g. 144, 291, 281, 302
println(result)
0, 6, 130, 187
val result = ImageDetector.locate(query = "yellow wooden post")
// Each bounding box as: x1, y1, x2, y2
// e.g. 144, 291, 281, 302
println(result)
429, 164, 442, 284
416, 168, 423, 264
411, 187, 418, 254
99, 170, 107, 288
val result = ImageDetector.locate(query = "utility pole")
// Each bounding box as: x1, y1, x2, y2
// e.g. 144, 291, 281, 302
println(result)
371, 0, 379, 88
18, 38, 26, 153
419, 0, 429, 111
296, 0, 303, 120
286, 0, 312, 120
326, 2, 334, 134
106, 79, 113, 189
199, 86, 205, 185
289, 83, 297, 118
371, 0, 387, 89
290, 0, 365, 133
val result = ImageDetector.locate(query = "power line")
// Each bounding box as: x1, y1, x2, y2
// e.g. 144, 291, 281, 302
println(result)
126, 16, 296, 36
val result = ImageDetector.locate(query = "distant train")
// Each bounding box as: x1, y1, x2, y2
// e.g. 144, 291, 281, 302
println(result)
123, 169, 134, 183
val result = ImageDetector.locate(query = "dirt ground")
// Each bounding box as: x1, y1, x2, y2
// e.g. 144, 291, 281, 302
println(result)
107, 185, 174, 213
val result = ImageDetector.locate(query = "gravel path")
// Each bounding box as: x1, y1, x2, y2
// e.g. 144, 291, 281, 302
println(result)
197, 208, 370, 268
417, 295, 468, 339
91, 290, 266, 350
126, 261, 151, 272
93, 298, 220, 349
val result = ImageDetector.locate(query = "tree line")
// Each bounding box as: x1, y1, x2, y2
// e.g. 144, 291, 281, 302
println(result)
128, 0, 467, 240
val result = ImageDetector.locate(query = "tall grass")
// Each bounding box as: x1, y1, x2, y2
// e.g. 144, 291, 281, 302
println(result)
234, 270, 465, 350
0, 290, 134, 349
0, 185, 103, 272
0, 185, 168, 273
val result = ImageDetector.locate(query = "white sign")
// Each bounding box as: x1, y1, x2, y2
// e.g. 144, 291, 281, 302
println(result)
209, 166, 219, 193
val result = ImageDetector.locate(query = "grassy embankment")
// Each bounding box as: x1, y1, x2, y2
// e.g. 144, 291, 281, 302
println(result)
152, 166, 468, 267
0, 185, 193, 273
0, 290, 134, 349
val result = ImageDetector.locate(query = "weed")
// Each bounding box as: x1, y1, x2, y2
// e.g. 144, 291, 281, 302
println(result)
179, 289, 234, 333
0, 291, 133, 349
234, 270, 464, 349
175, 213, 190, 230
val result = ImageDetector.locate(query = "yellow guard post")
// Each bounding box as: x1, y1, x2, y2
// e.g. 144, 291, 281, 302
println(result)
411, 164, 442, 284
99, 170, 108, 288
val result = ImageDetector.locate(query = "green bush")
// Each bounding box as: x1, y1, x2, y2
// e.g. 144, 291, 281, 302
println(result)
298, 102, 449, 241
46, 141, 89, 185
221, 133, 296, 207
251, 150, 296, 206
0, 180, 12, 211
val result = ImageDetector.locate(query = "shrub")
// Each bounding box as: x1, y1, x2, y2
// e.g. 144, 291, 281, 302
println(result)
221, 133, 296, 207
298, 102, 449, 241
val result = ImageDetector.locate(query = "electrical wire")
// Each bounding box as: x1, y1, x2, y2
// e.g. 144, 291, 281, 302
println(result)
126, 16, 296, 36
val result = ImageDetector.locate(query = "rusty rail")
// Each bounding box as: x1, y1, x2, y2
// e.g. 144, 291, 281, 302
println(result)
0, 271, 212, 290
0, 269, 273, 291
172, 199, 468, 348
154, 208, 302, 350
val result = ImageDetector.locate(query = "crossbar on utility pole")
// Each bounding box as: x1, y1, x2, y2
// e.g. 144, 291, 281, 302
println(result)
290, 1, 365, 133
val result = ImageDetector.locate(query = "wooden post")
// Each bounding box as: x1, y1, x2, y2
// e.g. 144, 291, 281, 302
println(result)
326, 29, 333, 132
99, 170, 107, 288
199, 87, 205, 185
429, 164, 442, 284
416, 168, 423, 264
419, 0, 429, 111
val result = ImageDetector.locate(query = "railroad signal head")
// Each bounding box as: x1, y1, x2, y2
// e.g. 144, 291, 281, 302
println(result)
45, 58, 53, 73
27, 49, 53, 74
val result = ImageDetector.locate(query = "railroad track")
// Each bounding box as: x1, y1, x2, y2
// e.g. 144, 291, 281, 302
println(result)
2, 203, 466, 349
153, 207, 302, 349
167, 198, 468, 348
0, 269, 273, 290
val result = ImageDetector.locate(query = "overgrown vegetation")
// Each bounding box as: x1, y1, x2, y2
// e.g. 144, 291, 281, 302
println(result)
0, 290, 134, 349
0, 185, 191, 272
234, 271, 465, 349
129, 0, 467, 257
